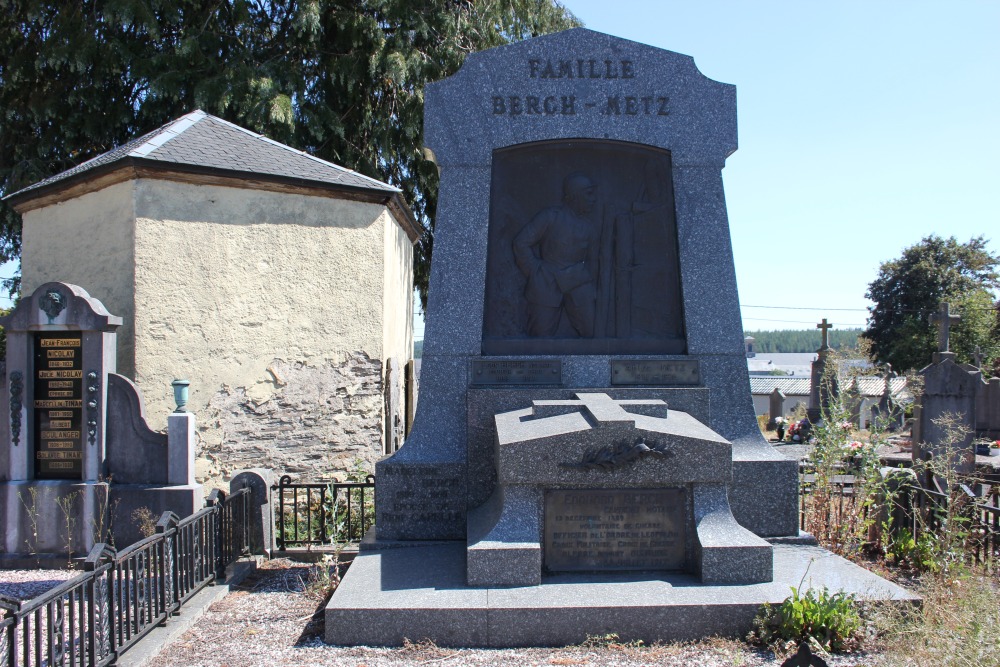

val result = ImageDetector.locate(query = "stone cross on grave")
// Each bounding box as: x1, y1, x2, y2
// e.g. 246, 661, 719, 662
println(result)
974, 346, 984, 369
531, 392, 668, 427
928, 302, 960, 353
816, 318, 833, 350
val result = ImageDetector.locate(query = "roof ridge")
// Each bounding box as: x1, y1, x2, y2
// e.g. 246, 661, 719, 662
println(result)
128, 110, 207, 158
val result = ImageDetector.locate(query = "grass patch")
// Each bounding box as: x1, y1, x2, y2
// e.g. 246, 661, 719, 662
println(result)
872, 567, 1000, 666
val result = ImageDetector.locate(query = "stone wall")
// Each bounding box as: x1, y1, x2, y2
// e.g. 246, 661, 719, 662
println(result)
200, 354, 385, 485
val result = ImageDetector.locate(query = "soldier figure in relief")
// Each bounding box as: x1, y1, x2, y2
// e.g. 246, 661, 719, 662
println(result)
513, 172, 600, 338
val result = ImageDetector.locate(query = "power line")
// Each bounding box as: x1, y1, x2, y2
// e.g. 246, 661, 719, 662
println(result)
741, 304, 867, 312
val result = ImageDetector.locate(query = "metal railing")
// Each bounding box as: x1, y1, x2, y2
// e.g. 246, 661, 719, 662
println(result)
0, 486, 250, 667
799, 470, 1000, 571
273, 475, 375, 549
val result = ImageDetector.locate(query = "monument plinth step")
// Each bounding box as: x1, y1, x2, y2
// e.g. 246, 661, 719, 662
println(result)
325, 542, 917, 648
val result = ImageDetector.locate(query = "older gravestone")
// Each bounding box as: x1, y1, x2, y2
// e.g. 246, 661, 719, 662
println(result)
0, 282, 201, 557
807, 318, 838, 423
768, 387, 785, 429
328, 29, 913, 647
913, 303, 980, 474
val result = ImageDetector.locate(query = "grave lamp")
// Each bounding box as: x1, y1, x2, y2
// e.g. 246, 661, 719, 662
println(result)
171, 379, 190, 413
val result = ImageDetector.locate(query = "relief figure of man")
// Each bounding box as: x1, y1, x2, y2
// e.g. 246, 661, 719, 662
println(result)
513, 172, 600, 337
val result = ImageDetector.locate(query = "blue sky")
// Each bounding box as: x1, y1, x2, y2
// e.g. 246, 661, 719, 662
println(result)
555, 0, 999, 332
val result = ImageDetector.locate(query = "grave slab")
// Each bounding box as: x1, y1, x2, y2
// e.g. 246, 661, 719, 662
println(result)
325, 542, 917, 647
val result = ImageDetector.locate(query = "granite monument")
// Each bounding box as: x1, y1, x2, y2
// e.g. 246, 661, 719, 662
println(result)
327, 29, 913, 647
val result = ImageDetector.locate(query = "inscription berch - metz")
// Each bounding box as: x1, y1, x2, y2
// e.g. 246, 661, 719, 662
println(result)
492, 58, 669, 117
544, 489, 685, 571
33, 332, 84, 479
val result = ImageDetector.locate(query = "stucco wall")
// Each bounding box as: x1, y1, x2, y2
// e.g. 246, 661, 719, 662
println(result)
130, 179, 403, 480
382, 215, 414, 367
20, 180, 137, 377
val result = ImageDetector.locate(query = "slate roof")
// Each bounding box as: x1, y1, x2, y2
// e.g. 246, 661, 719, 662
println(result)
7, 110, 399, 202
750, 377, 812, 395
750, 375, 911, 401
851, 376, 911, 400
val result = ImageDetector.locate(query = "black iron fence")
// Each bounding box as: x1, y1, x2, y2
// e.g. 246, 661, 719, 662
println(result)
0, 486, 250, 667
272, 475, 375, 549
799, 470, 1000, 571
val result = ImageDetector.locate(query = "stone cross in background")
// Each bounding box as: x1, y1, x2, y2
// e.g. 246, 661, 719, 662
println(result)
974, 346, 983, 369
929, 302, 960, 353
816, 318, 832, 350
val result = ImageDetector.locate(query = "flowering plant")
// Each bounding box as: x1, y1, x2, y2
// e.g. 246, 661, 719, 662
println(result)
838, 421, 853, 432
847, 441, 865, 451
774, 417, 786, 426
788, 419, 810, 442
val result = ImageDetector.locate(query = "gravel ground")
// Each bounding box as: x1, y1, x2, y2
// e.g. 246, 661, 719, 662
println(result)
0, 567, 79, 600
144, 559, 881, 667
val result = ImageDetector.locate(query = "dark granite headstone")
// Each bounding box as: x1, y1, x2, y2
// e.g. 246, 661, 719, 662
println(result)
375, 28, 798, 545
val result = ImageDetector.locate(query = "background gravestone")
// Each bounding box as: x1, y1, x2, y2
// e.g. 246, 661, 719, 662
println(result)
768, 387, 785, 429
0, 282, 201, 556
912, 305, 980, 475
375, 28, 798, 541
807, 318, 838, 423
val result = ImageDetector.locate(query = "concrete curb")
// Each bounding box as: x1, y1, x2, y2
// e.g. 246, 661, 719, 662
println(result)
116, 558, 259, 667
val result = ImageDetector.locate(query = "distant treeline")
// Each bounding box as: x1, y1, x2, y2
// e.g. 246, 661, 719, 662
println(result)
745, 329, 862, 353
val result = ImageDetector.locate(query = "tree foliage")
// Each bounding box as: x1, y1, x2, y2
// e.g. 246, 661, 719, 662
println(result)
863, 235, 1000, 372
744, 329, 861, 354
0, 0, 580, 302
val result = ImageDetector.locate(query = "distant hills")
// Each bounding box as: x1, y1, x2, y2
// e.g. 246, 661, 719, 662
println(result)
414, 329, 862, 358
744, 329, 862, 354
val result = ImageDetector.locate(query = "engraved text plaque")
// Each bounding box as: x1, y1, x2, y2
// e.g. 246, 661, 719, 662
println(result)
611, 359, 700, 386
544, 488, 685, 571
470, 359, 562, 386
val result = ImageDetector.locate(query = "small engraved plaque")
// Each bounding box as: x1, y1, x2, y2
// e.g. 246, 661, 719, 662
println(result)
544, 488, 685, 571
470, 359, 561, 386
33, 332, 84, 479
611, 360, 700, 386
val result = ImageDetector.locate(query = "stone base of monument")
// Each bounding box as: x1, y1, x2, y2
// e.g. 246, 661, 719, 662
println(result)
0, 480, 203, 556
0, 481, 109, 556
109, 483, 204, 546
465, 394, 774, 587
324, 541, 916, 647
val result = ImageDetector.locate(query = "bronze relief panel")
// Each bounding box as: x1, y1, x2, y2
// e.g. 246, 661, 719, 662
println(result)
483, 140, 686, 355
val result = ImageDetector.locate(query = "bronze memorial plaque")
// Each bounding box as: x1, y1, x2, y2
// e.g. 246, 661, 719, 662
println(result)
611, 359, 700, 386
32, 332, 84, 479
483, 140, 686, 356
544, 488, 685, 571
470, 359, 561, 386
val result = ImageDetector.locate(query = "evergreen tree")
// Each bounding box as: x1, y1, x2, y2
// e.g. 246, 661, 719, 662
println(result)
862, 235, 1000, 372
0, 0, 580, 302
